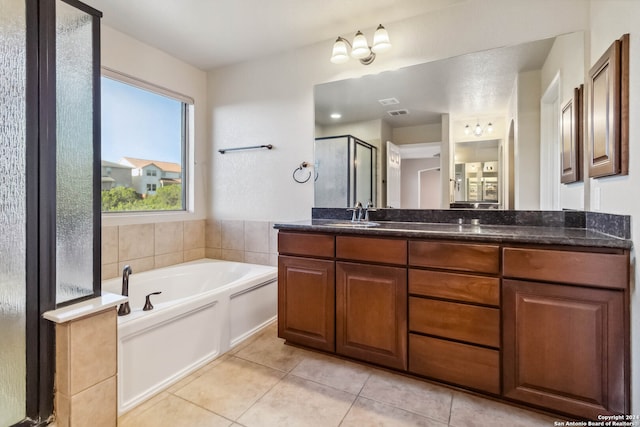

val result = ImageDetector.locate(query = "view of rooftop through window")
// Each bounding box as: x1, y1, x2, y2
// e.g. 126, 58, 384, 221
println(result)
101, 75, 187, 212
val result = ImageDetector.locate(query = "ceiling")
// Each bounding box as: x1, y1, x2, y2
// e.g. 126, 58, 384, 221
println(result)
83, 0, 464, 70
314, 37, 556, 127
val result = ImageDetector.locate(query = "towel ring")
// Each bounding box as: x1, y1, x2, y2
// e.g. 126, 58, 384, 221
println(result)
293, 162, 312, 183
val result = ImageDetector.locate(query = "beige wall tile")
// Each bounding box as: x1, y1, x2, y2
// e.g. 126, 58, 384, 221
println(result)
119, 257, 155, 275
101, 226, 118, 265
244, 221, 269, 253
269, 253, 278, 267
205, 248, 222, 259
155, 251, 184, 269
244, 252, 270, 266
70, 377, 117, 427
221, 249, 244, 262
101, 263, 118, 281
205, 219, 222, 248
221, 220, 244, 250
119, 223, 154, 261
155, 221, 184, 255
184, 248, 205, 262
55, 392, 70, 427
68, 309, 117, 395
56, 323, 70, 396
184, 220, 205, 250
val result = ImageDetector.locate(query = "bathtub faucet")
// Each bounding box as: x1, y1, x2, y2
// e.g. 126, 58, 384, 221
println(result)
118, 265, 133, 316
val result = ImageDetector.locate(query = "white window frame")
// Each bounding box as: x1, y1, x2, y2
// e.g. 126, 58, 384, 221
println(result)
100, 67, 194, 218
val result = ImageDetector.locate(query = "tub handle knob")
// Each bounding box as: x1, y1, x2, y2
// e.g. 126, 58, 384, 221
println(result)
143, 292, 162, 311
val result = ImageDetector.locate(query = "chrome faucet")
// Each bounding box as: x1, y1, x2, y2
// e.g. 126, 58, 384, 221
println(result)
347, 201, 363, 222
364, 201, 377, 221
118, 265, 133, 316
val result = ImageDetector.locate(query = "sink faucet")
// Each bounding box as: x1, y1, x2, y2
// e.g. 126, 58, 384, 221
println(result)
118, 265, 133, 316
347, 201, 363, 222
364, 201, 377, 221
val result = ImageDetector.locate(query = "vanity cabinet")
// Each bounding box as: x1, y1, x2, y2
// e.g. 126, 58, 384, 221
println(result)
276, 228, 630, 419
408, 241, 501, 394
502, 247, 629, 418
277, 232, 335, 352
335, 236, 408, 370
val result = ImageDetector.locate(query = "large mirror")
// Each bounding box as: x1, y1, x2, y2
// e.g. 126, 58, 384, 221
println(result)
314, 31, 585, 210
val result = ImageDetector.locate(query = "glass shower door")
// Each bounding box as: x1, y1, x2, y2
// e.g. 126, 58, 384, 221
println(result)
0, 0, 27, 424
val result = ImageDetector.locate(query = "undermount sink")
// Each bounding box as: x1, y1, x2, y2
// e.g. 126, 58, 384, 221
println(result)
327, 221, 380, 228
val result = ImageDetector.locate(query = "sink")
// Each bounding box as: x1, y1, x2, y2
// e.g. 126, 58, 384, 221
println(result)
326, 221, 380, 228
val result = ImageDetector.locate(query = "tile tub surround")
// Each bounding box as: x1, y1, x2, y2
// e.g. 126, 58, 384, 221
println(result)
101, 220, 206, 280
312, 208, 631, 239
102, 219, 279, 280
118, 321, 558, 427
205, 219, 280, 267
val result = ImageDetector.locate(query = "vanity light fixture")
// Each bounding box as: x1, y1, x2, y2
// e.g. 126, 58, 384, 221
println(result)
330, 24, 391, 65
464, 121, 493, 137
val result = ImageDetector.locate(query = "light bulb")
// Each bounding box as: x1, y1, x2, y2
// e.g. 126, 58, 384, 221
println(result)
330, 38, 349, 64
372, 24, 391, 53
474, 123, 483, 136
351, 31, 371, 59
487, 122, 493, 133
464, 125, 470, 135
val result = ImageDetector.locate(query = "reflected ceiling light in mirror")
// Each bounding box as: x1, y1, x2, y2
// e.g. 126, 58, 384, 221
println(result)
330, 25, 391, 65
464, 121, 493, 137
330, 113, 342, 119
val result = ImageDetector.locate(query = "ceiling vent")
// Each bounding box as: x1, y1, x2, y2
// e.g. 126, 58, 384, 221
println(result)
378, 97, 400, 106
387, 109, 409, 117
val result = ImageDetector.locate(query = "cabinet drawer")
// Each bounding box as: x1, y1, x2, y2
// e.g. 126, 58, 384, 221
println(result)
409, 241, 499, 274
336, 236, 407, 265
409, 269, 500, 306
503, 247, 628, 289
409, 297, 500, 347
409, 334, 500, 394
278, 232, 334, 258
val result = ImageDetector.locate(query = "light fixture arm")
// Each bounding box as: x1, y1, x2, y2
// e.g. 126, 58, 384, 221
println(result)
335, 36, 376, 65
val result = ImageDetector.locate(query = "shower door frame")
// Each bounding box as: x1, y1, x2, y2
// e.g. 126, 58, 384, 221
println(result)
19, 0, 102, 424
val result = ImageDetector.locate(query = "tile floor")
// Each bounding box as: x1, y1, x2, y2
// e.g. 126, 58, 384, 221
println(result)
118, 322, 560, 427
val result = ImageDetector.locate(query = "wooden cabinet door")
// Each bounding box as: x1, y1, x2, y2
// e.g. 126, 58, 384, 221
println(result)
278, 256, 335, 352
503, 279, 626, 418
336, 262, 407, 370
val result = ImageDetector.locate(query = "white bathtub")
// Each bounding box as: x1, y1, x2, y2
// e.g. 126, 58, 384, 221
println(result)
102, 259, 278, 415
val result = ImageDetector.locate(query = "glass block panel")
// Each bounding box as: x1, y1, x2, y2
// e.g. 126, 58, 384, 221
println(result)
56, 1, 94, 303
0, 0, 27, 423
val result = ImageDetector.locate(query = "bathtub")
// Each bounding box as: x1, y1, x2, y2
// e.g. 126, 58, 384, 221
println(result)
102, 259, 278, 415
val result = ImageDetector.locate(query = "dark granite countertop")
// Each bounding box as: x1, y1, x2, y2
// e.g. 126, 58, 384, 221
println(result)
274, 218, 632, 249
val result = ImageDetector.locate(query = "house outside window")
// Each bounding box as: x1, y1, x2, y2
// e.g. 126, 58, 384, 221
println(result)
101, 69, 192, 212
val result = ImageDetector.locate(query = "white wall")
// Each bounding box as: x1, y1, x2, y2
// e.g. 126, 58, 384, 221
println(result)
207, 0, 589, 221
541, 31, 586, 209
401, 158, 440, 208
588, 0, 640, 413
100, 26, 208, 226
515, 70, 542, 210
392, 123, 442, 144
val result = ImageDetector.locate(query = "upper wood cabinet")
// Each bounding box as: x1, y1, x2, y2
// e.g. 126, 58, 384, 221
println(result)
561, 85, 582, 184
588, 34, 629, 178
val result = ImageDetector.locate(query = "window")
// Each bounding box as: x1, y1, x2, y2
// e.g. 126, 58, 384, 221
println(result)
101, 68, 192, 212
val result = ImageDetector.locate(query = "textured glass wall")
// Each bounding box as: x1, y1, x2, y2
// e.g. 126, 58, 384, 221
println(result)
0, 0, 27, 423
314, 137, 349, 207
56, 1, 94, 303
355, 143, 373, 206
